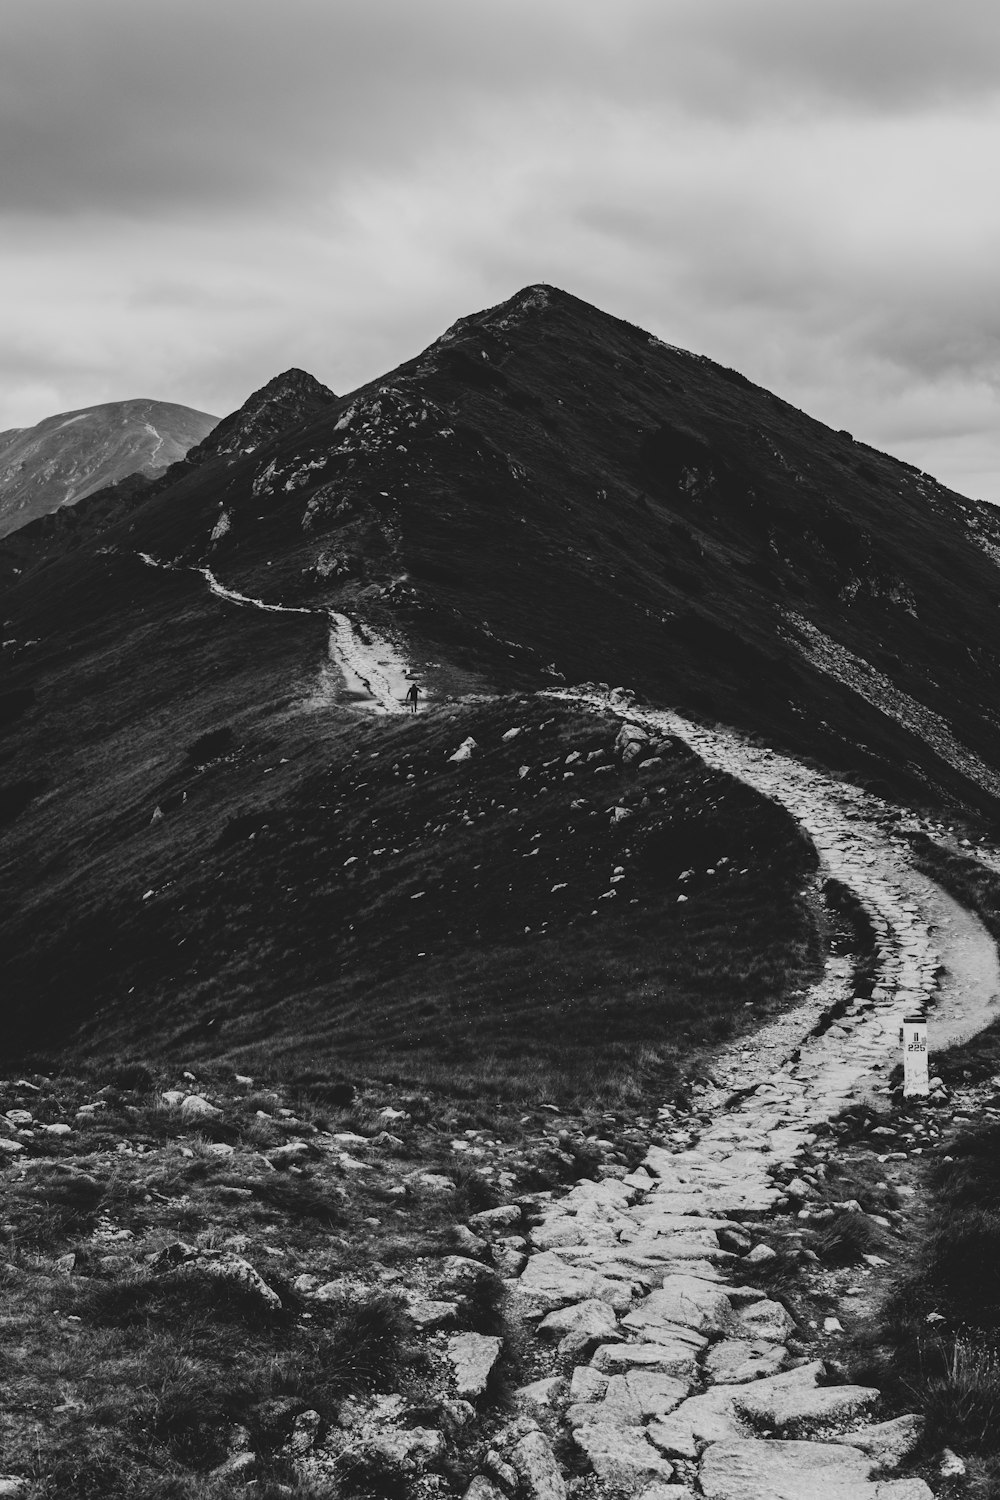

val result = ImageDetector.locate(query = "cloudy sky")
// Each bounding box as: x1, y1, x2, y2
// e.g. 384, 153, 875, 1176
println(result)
3, 0, 999, 499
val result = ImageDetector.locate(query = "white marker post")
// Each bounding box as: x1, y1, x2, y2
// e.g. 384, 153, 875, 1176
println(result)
902, 1015, 929, 1098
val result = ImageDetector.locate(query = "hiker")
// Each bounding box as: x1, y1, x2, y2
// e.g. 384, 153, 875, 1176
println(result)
405, 682, 420, 713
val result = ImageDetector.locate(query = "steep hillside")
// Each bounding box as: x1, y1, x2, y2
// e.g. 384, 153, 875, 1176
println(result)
4, 283, 1000, 1067
0, 397, 217, 539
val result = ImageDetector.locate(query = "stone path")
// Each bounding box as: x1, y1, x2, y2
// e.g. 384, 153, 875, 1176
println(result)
487, 695, 1000, 1497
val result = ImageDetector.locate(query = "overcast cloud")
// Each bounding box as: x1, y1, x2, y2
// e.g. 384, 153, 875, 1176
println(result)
2, 0, 999, 498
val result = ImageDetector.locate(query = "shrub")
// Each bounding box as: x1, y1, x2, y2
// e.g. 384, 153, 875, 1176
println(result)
908, 1336, 1000, 1453
812, 1210, 881, 1266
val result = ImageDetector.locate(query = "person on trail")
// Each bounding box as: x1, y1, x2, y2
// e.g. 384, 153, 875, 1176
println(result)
405, 682, 420, 713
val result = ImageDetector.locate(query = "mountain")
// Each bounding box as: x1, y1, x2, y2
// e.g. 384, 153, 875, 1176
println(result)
0, 396, 218, 539
4, 283, 1000, 1070
182, 367, 337, 465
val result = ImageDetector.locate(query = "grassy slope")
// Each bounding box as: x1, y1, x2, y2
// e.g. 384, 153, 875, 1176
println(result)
2, 555, 822, 1096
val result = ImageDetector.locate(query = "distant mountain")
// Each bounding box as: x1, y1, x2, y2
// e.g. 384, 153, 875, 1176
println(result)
0, 397, 217, 538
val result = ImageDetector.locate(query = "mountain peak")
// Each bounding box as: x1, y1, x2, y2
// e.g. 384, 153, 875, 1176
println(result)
186, 367, 337, 464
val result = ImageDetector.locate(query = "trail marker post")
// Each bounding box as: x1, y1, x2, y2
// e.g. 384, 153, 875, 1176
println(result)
902, 1016, 929, 1098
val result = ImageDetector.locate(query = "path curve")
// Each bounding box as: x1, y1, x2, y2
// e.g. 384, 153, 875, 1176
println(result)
493, 690, 1000, 1498
136, 552, 414, 714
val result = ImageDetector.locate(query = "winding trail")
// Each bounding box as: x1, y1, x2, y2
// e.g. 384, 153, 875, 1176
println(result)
136, 552, 414, 714
500, 691, 1000, 1497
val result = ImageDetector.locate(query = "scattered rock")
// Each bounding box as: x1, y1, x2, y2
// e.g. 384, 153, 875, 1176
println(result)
449, 737, 478, 762
179, 1094, 221, 1122
174, 1255, 281, 1311
939, 1448, 966, 1478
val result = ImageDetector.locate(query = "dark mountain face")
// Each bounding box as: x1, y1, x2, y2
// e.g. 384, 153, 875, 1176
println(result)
0, 398, 218, 539
3, 283, 1000, 1063
181, 367, 337, 465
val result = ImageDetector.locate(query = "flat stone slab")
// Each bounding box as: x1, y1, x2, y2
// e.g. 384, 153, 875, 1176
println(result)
575, 1423, 675, 1487
592, 1335, 704, 1381
648, 1363, 825, 1460
829, 1414, 923, 1470
704, 1338, 789, 1384
590, 1370, 691, 1427
699, 1439, 875, 1500
622, 1276, 733, 1336
515, 1251, 634, 1317
735, 1381, 880, 1432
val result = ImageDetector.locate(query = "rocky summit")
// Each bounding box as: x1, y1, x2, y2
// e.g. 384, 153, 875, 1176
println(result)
4, 285, 1000, 1497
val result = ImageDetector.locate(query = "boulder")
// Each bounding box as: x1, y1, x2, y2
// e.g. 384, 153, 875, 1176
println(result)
437, 1255, 499, 1295
731, 1299, 796, 1342
538, 1297, 620, 1358
469, 1205, 522, 1234
447, 1333, 503, 1400
510, 1429, 567, 1500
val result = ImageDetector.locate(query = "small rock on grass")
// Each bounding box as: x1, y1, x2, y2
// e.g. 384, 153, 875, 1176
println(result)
175, 1255, 281, 1311
180, 1094, 221, 1121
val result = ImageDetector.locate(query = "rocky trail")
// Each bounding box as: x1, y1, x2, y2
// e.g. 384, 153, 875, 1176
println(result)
452, 691, 1000, 1499
5, 678, 1000, 1496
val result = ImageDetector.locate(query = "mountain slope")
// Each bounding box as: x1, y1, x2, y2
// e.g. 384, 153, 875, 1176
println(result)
4, 283, 1000, 1066
10, 282, 1000, 815
0, 397, 217, 538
